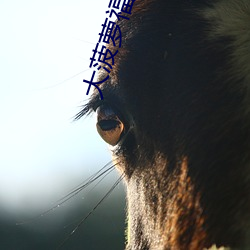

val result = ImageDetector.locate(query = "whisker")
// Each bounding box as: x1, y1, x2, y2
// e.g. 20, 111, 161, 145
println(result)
85, 165, 116, 195
56, 161, 117, 202
16, 161, 117, 225
74, 38, 97, 45
52, 164, 117, 208
32, 68, 91, 91
59, 166, 116, 230
56, 172, 125, 250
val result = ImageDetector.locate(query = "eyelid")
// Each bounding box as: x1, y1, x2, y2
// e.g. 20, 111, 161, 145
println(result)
92, 99, 104, 112
94, 100, 123, 119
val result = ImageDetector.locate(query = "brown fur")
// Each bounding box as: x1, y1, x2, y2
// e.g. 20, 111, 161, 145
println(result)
80, 0, 250, 249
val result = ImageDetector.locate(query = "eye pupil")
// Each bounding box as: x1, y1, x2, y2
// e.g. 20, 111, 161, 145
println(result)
97, 120, 120, 131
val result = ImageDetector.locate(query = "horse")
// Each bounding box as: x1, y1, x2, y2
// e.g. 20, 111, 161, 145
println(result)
78, 0, 250, 249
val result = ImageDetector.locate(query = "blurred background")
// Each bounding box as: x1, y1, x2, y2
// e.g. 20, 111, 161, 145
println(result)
0, 0, 126, 249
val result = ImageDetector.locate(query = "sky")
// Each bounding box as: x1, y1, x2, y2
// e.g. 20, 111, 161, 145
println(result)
0, 0, 114, 214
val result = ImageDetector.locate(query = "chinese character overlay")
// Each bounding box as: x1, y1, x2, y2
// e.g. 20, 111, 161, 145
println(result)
84, 0, 136, 99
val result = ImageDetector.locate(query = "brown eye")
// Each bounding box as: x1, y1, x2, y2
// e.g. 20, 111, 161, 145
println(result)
96, 105, 125, 146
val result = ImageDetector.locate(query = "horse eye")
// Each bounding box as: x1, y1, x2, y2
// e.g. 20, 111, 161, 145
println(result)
96, 105, 125, 146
